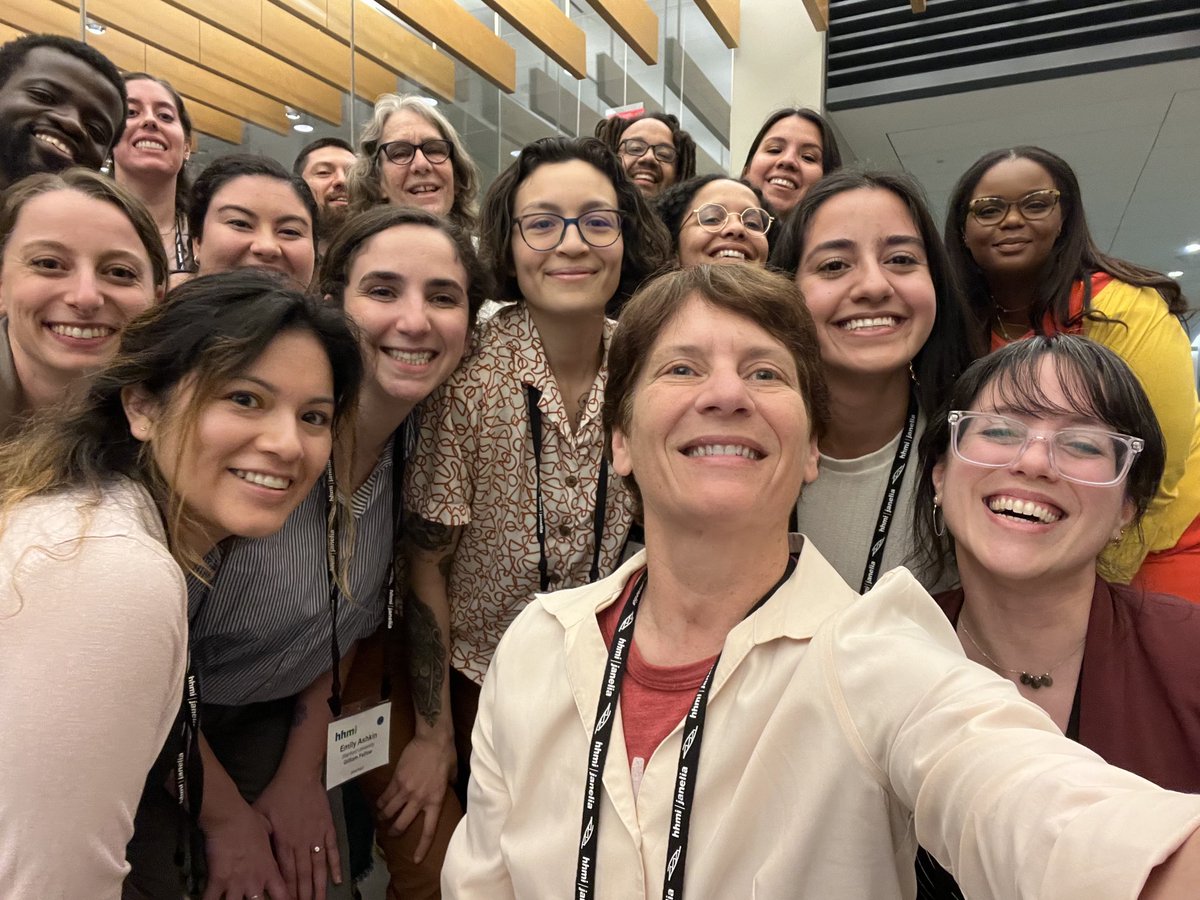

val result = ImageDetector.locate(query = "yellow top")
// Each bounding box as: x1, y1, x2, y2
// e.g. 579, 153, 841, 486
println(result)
1085, 279, 1200, 581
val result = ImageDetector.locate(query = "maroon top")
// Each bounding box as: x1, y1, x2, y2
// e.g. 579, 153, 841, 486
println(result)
936, 577, 1200, 792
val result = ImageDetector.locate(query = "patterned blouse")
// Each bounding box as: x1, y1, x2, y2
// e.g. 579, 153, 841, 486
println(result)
406, 303, 633, 684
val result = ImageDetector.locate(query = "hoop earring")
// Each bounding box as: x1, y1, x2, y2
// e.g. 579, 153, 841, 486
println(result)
933, 495, 945, 538
908, 361, 919, 384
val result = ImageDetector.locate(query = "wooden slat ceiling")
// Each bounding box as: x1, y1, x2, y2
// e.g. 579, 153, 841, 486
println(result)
1, 0, 743, 146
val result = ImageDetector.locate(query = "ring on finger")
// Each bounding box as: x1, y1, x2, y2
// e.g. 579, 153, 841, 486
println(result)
312, 844, 322, 854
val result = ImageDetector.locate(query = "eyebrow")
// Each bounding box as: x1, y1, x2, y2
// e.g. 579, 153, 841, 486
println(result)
233, 374, 335, 406
357, 271, 465, 291
655, 342, 792, 360
516, 199, 615, 216
805, 234, 924, 256
19, 239, 144, 260
989, 407, 1107, 428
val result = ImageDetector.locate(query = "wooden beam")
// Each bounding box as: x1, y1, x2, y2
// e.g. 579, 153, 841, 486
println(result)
911, 0, 927, 11
145, 45, 290, 134
186, 98, 245, 144
693, 0, 739, 49
479, 0, 588, 80
583, 0, 658, 65
801, 0, 829, 32
0, 0, 81, 40
376, 0, 517, 93
0, 22, 27, 44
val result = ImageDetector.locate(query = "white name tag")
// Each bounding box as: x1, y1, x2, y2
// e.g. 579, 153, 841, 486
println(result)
325, 700, 391, 789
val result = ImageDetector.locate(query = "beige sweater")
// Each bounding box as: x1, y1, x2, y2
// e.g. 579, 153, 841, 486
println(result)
0, 481, 186, 898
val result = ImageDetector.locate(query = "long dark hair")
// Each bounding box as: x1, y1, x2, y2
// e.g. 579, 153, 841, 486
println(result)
740, 107, 842, 177
945, 145, 1189, 339
0, 270, 362, 573
912, 334, 1166, 585
478, 136, 672, 314
121, 72, 194, 220
188, 154, 319, 252
770, 170, 985, 417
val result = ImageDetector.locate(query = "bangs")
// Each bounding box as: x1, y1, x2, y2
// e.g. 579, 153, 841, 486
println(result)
982, 347, 1121, 432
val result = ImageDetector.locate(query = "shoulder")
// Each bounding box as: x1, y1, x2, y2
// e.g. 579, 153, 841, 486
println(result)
1091, 278, 1173, 320
1106, 580, 1200, 655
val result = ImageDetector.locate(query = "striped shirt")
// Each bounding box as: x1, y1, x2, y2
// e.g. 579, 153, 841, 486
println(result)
188, 444, 395, 705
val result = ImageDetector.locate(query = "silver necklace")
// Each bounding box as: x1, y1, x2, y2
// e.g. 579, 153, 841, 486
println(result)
959, 622, 1085, 690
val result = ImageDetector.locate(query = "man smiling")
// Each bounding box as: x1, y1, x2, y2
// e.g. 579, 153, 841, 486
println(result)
0, 34, 125, 190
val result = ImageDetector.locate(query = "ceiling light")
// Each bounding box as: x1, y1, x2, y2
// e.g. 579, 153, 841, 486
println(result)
417, 97, 439, 107
1185, 243, 1200, 254
293, 123, 314, 134
510, 149, 521, 157
85, 19, 106, 35
1168, 270, 1184, 278
285, 106, 302, 121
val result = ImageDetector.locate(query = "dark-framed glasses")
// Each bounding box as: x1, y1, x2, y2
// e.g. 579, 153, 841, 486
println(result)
618, 138, 678, 164
948, 411, 1143, 486
690, 203, 773, 235
378, 139, 452, 166
967, 189, 1061, 226
515, 209, 625, 251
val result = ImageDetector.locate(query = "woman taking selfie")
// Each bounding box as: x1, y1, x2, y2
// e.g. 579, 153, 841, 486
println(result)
945, 146, 1199, 599
442, 263, 1200, 900
405, 136, 670, 806
0, 271, 361, 898
124, 207, 487, 900
188, 154, 319, 289
771, 171, 981, 591
112, 73, 195, 276
0, 168, 167, 437
911, 336, 1200, 899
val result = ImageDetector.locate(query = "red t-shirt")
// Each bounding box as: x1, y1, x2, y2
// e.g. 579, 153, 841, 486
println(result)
989, 271, 1113, 352
597, 570, 718, 793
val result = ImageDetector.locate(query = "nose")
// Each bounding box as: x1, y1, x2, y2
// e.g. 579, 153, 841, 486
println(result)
999, 201, 1025, 228
556, 220, 588, 255
250, 227, 283, 260
850, 258, 894, 304
410, 148, 433, 173
1009, 433, 1058, 480
695, 364, 753, 416
391, 294, 433, 336
66, 268, 104, 313
48, 104, 87, 142
257, 410, 304, 462
331, 167, 348, 190
720, 211, 747, 238
774, 148, 800, 171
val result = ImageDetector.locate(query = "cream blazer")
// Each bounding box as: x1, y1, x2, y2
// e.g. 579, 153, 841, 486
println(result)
443, 539, 1200, 899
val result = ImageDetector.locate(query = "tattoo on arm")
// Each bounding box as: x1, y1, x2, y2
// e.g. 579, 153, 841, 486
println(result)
405, 517, 456, 554
404, 587, 447, 727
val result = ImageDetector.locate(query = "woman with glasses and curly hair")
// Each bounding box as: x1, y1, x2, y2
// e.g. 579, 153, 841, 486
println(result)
404, 136, 671, 806
347, 93, 480, 234
945, 146, 1199, 601
654, 174, 775, 269
910, 334, 1200, 899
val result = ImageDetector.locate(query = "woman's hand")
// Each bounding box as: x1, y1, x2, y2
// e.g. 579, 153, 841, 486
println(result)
200, 796, 290, 900
253, 774, 343, 900
378, 728, 457, 863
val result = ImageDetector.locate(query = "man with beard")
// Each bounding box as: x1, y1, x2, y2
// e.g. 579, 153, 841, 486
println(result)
0, 34, 125, 191
294, 136, 356, 255
594, 111, 696, 199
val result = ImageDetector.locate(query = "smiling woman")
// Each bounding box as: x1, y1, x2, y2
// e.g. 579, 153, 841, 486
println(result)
0, 269, 362, 898
655, 174, 775, 268
0, 168, 168, 438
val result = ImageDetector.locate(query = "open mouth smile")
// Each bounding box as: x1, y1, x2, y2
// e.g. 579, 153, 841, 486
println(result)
986, 494, 1063, 524
837, 315, 901, 332
232, 469, 292, 490
767, 176, 797, 190
34, 130, 74, 161
385, 348, 435, 365
48, 323, 116, 340
683, 441, 764, 460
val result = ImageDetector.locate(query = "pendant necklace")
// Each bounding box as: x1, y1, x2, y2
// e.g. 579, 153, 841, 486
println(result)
959, 622, 1085, 690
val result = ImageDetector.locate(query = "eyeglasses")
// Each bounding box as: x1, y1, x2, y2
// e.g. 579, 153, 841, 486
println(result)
514, 210, 625, 251
618, 139, 678, 164
377, 139, 452, 166
967, 189, 1061, 226
948, 411, 1143, 486
689, 203, 773, 235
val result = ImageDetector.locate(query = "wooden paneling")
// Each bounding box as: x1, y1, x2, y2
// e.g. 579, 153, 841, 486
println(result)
693, 0, 739, 49
88, 24, 148, 71
802, 0, 829, 32
377, 0, 517, 92
0, 22, 27, 44
90, 0, 200, 58
145, 45, 290, 134
584, 0, 659, 65
912, 0, 928, 12
481, 0, 588, 79
0, 1, 82, 39
186, 99, 244, 144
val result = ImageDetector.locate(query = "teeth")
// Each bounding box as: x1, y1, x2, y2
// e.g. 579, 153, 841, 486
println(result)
35, 132, 73, 159
768, 177, 797, 189
987, 496, 1060, 524
233, 469, 291, 490
385, 348, 434, 365
840, 316, 898, 331
409, 185, 438, 194
685, 443, 762, 460
50, 324, 113, 339
134, 139, 166, 150
714, 249, 747, 260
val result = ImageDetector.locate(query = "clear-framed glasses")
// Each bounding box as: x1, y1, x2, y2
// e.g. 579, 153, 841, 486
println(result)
617, 138, 678, 164
378, 139, 452, 166
690, 203, 774, 235
514, 209, 625, 251
948, 411, 1143, 486
967, 189, 1061, 226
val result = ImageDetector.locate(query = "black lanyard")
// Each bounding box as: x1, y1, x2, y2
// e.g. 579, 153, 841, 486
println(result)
526, 385, 608, 592
859, 387, 919, 593
325, 425, 410, 717
575, 556, 797, 899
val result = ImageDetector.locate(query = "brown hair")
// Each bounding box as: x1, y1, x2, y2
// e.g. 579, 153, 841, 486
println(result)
0, 168, 169, 290
603, 264, 829, 516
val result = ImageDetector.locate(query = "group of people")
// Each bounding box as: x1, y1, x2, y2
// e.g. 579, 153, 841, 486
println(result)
1, 29, 1199, 900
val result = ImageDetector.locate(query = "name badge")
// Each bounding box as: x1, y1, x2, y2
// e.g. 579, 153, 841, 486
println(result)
325, 700, 391, 789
